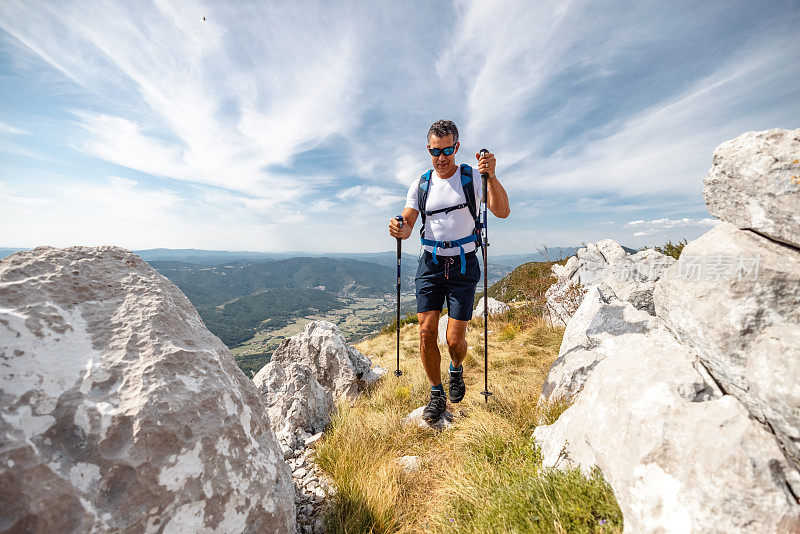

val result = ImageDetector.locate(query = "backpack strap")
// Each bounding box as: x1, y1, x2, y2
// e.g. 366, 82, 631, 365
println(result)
417, 170, 433, 239
459, 164, 483, 246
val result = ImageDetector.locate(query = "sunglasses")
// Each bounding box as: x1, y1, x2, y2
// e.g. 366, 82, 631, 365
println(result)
428, 144, 456, 157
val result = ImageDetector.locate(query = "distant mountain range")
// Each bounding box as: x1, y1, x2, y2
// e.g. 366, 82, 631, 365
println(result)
1, 246, 639, 266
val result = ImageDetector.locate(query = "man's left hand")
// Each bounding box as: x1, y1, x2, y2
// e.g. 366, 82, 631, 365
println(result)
475, 151, 496, 179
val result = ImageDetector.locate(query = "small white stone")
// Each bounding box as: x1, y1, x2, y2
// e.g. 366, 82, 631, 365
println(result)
304, 431, 324, 448
405, 405, 454, 431
393, 455, 421, 473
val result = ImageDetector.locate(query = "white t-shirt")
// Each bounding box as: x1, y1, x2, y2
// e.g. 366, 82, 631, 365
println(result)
404, 164, 483, 256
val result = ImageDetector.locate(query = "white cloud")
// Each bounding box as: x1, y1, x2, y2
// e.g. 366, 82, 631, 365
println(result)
337, 186, 404, 208
0, 0, 366, 200
0, 120, 31, 135
625, 217, 718, 229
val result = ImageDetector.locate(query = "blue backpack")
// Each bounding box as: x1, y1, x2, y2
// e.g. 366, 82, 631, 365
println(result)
417, 163, 483, 274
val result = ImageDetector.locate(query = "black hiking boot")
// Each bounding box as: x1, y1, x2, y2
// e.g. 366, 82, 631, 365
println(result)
449, 368, 465, 403
422, 391, 447, 423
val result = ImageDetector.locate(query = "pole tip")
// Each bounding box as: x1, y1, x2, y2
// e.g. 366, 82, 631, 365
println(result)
394, 370, 403, 377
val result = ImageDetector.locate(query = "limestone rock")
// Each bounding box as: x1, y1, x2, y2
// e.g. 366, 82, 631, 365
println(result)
438, 314, 449, 342
304, 432, 324, 449
268, 320, 385, 400
393, 455, 421, 473
535, 287, 800, 533
540, 284, 653, 402
254, 361, 334, 452
545, 240, 673, 325
703, 128, 800, 248
474, 296, 510, 317
0, 246, 294, 533
405, 406, 453, 431
654, 222, 800, 476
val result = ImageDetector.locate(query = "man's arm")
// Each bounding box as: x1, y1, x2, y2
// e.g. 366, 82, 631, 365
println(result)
388, 207, 419, 239
476, 151, 511, 218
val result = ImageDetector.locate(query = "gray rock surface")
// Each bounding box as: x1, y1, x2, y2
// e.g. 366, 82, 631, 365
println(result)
254, 320, 389, 531
536, 129, 800, 531
704, 128, 800, 248
474, 296, 510, 317
405, 405, 454, 431
0, 246, 294, 533
393, 455, 421, 473
438, 314, 449, 341
545, 240, 674, 325
268, 320, 386, 400
288, 447, 333, 534
654, 221, 800, 477
535, 286, 800, 533
254, 361, 334, 453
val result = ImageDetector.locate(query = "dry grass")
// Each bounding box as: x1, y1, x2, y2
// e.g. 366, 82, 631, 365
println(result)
315, 307, 622, 533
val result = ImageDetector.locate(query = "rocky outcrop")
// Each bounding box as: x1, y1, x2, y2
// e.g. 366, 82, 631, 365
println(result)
654, 222, 800, 475
534, 129, 800, 532
534, 285, 799, 532
545, 240, 674, 325
704, 128, 800, 248
254, 361, 334, 454
252, 320, 387, 534
266, 321, 385, 401
474, 296, 510, 317
0, 246, 294, 533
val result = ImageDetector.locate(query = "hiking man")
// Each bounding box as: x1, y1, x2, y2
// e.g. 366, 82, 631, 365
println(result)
388, 120, 510, 422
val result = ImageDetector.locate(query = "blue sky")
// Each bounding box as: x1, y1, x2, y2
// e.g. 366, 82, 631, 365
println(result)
1, 0, 798, 255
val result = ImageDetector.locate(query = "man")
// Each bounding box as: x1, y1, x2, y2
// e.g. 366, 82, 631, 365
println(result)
388, 119, 510, 422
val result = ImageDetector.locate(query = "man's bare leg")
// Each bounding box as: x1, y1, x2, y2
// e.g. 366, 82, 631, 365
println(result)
445, 317, 469, 368
417, 310, 442, 386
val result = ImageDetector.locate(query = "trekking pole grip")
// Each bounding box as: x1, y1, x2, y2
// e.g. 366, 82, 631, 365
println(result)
479, 148, 490, 179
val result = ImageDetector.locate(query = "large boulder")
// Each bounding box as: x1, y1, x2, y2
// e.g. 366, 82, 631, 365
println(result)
253, 361, 334, 455
473, 296, 510, 317
654, 221, 800, 475
0, 246, 294, 533
534, 286, 800, 533
704, 128, 800, 248
545, 240, 674, 325
266, 321, 385, 401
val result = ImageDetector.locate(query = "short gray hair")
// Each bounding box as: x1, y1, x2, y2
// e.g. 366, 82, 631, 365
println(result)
427, 120, 459, 144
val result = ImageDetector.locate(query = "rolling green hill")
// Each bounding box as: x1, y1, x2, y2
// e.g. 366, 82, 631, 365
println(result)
150, 256, 404, 308
199, 288, 345, 347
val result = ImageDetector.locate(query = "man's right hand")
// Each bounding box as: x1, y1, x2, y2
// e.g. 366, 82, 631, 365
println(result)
389, 208, 418, 239
388, 217, 408, 239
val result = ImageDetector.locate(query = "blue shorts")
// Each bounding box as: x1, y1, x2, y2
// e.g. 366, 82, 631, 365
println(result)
415, 250, 481, 321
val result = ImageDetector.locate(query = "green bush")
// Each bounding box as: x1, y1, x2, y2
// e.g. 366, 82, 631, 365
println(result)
644, 238, 687, 260
380, 311, 419, 334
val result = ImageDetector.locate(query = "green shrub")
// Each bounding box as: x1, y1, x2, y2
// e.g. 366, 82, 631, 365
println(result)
644, 238, 687, 260
380, 311, 419, 334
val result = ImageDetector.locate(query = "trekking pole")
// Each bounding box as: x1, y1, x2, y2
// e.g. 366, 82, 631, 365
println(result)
479, 149, 492, 403
394, 215, 404, 378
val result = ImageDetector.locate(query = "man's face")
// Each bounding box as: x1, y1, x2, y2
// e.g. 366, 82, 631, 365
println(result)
428, 134, 459, 175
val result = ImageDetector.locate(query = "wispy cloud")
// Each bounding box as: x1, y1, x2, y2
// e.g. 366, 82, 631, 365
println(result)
1, 0, 798, 252
0, 120, 31, 136
0, 0, 365, 201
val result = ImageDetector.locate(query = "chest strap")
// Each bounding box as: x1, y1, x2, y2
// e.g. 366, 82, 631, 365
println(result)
421, 234, 477, 274
424, 202, 469, 217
